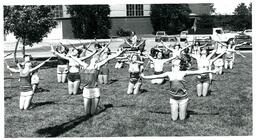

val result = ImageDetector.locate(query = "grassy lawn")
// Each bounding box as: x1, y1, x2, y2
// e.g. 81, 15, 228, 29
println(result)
4, 53, 252, 137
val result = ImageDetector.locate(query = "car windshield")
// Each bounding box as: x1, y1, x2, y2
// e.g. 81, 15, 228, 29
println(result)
236, 36, 250, 39
157, 32, 165, 35
161, 37, 176, 42
180, 38, 187, 42
244, 29, 252, 33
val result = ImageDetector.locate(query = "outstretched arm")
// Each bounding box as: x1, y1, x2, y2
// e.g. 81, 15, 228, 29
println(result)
163, 56, 177, 63
180, 44, 193, 52
30, 57, 52, 72
133, 40, 144, 48
97, 49, 125, 67
207, 49, 217, 60
232, 42, 247, 50
161, 41, 173, 51
70, 55, 88, 68
185, 69, 217, 76
211, 51, 226, 63
5, 61, 20, 73
140, 72, 168, 79
124, 39, 133, 48
146, 54, 155, 62
79, 50, 97, 61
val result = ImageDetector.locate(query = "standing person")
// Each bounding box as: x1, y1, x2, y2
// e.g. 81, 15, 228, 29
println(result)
191, 48, 225, 97
147, 51, 176, 84
162, 43, 193, 72
54, 45, 69, 83
131, 31, 138, 46
213, 42, 227, 75
124, 53, 144, 95
70, 48, 124, 116
98, 47, 111, 84
141, 68, 217, 121
224, 41, 247, 69
51, 44, 96, 95
5, 58, 51, 110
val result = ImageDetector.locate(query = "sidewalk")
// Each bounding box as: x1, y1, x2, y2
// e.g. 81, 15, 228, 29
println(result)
4, 38, 125, 52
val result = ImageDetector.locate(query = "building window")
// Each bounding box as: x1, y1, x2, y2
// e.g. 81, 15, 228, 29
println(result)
126, 4, 144, 16
52, 5, 63, 18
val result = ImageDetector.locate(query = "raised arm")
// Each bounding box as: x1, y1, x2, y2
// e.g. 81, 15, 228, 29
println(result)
232, 42, 247, 50
97, 49, 125, 67
140, 72, 169, 79
5, 61, 20, 73
161, 41, 173, 51
51, 44, 70, 60
133, 40, 145, 48
163, 56, 177, 63
70, 55, 88, 68
59, 42, 69, 49
124, 39, 133, 47
146, 54, 155, 62
211, 51, 226, 63
30, 57, 51, 72
79, 50, 97, 61
206, 49, 217, 60
180, 44, 193, 52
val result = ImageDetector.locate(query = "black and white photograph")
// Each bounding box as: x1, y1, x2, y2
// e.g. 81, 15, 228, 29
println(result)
2, 0, 254, 138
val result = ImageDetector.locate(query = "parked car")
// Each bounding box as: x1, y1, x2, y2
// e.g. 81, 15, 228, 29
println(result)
194, 36, 214, 50
160, 36, 178, 47
242, 29, 252, 37
155, 31, 166, 42
234, 34, 252, 50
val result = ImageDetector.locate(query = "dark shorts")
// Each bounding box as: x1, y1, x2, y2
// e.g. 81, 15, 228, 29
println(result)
20, 86, 33, 92
196, 74, 210, 84
154, 71, 163, 75
130, 78, 141, 85
169, 89, 188, 100
68, 73, 81, 82
99, 68, 109, 75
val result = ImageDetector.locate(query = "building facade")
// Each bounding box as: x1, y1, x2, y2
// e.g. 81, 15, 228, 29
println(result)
5, 4, 211, 41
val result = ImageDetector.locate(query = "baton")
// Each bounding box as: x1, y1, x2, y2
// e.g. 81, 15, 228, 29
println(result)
4, 52, 13, 58
236, 51, 246, 58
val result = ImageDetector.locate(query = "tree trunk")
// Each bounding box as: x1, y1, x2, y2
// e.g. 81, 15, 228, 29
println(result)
22, 44, 25, 58
14, 38, 20, 63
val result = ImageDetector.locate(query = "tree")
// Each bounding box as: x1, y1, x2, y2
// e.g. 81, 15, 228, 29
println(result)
67, 5, 111, 39
248, 2, 252, 15
231, 3, 252, 31
209, 3, 216, 15
4, 6, 57, 61
150, 4, 191, 35
197, 14, 215, 29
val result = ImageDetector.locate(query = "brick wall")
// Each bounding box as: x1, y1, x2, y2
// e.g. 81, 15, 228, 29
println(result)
109, 17, 154, 36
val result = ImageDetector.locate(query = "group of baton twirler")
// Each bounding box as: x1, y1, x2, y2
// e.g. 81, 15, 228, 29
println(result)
5, 34, 247, 121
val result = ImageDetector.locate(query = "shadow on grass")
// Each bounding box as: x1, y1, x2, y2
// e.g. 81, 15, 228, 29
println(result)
187, 110, 219, 118
108, 79, 118, 85
140, 89, 148, 93
148, 110, 219, 118
35, 104, 114, 137
30, 101, 56, 110
4, 77, 14, 80
4, 97, 12, 101
35, 87, 50, 93
148, 110, 171, 114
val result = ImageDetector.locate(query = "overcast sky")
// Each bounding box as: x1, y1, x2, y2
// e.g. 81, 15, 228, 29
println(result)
212, 0, 252, 15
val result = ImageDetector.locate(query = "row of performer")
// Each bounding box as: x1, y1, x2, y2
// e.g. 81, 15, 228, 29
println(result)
5, 38, 246, 121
